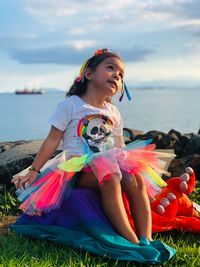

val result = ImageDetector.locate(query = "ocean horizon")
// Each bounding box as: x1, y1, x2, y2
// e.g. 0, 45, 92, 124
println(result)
0, 87, 200, 142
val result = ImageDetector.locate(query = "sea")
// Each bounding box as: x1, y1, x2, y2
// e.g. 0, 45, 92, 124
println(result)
0, 88, 200, 142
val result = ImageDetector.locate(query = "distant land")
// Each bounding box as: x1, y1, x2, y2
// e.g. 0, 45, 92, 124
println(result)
132, 85, 200, 90
130, 79, 200, 90
43, 87, 64, 93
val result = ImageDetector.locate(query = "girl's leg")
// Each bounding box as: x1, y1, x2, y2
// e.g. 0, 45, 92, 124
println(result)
76, 171, 139, 244
121, 173, 152, 241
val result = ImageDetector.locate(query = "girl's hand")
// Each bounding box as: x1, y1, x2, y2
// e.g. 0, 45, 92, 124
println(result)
11, 126, 63, 190
11, 170, 38, 189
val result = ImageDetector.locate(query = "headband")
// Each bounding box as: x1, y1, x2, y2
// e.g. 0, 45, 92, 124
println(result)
76, 49, 132, 101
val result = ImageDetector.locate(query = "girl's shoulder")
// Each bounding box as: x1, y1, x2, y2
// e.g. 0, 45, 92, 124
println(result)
57, 95, 80, 107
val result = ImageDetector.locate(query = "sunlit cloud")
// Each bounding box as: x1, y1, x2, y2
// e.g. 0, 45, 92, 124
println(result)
126, 55, 200, 83
64, 40, 96, 50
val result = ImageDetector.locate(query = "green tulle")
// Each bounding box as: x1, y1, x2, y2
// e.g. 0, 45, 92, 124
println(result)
58, 154, 89, 172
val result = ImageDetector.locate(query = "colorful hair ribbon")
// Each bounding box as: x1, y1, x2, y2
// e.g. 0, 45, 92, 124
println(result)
119, 81, 132, 102
76, 60, 88, 83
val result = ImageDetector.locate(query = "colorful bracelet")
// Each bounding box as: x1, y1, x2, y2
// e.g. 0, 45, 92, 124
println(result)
29, 166, 41, 174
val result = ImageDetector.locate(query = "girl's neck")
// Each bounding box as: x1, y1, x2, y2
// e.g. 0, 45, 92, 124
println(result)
81, 89, 106, 109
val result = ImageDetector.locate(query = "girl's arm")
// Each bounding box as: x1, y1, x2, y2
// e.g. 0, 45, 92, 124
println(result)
30, 126, 64, 171
114, 135, 126, 148
11, 126, 64, 189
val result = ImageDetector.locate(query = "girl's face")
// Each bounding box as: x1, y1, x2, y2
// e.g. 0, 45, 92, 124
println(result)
89, 57, 124, 98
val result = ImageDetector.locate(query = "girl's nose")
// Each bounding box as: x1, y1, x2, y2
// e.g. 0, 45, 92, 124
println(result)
113, 72, 120, 80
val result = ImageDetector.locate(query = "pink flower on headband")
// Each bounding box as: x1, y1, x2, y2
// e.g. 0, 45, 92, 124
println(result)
94, 48, 109, 56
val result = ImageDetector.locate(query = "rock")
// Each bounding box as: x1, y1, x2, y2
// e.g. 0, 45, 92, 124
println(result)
123, 128, 144, 144
133, 130, 170, 149
0, 141, 29, 154
168, 158, 186, 178
167, 129, 190, 156
184, 135, 200, 155
0, 140, 62, 188
0, 140, 43, 188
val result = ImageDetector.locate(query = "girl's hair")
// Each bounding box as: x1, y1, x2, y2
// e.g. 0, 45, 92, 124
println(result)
66, 50, 122, 102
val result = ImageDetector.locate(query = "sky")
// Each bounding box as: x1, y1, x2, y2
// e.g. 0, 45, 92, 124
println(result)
0, 0, 200, 93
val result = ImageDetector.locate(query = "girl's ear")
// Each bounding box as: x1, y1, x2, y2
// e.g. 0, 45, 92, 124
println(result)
84, 67, 94, 81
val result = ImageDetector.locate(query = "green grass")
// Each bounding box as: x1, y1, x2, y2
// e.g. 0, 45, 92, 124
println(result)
0, 183, 200, 267
0, 231, 200, 267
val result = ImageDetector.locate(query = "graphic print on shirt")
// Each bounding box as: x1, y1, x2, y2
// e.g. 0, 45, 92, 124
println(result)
77, 114, 114, 152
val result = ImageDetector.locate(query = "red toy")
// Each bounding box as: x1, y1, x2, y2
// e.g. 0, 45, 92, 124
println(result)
123, 167, 200, 233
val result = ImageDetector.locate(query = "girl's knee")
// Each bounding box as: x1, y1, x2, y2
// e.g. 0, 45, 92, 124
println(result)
122, 177, 137, 196
122, 173, 146, 196
101, 175, 121, 192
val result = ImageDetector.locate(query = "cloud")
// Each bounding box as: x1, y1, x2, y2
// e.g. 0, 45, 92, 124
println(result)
22, 0, 200, 44
144, 0, 200, 20
10, 45, 88, 65
8, 44, 155, 65
64, 40, 96, 50
24, 0, 170, 29
173, 0, 200, 19
23, 0, 200, 30
170, 18, 200, 39
24, 0, 79, 19
0, 33, 38, 48
125, 54, 200, 82
24, 0, 135, 19
131, 0, 200, 38
119, 46, 155, 62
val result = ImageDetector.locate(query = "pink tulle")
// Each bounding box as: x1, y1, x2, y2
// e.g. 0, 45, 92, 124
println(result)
120, 144, 160, 173
19, 169, 74, 214
89, 152, 122, 185
88, 145, 165, 187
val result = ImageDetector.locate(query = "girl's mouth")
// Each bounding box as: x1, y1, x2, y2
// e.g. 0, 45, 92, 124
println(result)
107, 80, 117, 89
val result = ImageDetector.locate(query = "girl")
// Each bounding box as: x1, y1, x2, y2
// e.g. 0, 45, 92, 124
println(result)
11, 49, 175, 264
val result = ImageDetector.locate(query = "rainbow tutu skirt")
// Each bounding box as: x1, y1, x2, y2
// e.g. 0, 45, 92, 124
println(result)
11, 140, 176, 264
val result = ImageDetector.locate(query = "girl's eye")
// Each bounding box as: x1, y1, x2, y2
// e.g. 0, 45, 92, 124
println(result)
119, 73, 123, 79
107, 65, 113, 70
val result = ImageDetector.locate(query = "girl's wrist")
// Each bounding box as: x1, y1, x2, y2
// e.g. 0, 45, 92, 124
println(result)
29, 166, 41, 174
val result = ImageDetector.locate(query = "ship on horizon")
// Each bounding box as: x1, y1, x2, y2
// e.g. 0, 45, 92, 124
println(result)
15, 88, 45, 95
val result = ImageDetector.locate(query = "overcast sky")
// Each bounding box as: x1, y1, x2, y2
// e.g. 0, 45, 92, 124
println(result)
1, 0, 200, 92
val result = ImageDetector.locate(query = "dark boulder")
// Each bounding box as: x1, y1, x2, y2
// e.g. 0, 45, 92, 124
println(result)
123, 128, 144, 144
0, 141, 43, 188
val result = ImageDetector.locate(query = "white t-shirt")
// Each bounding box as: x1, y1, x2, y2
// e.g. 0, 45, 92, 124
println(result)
49, 95, 123, 156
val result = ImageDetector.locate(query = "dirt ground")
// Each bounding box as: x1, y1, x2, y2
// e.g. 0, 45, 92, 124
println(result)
0, 215, 18, 235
